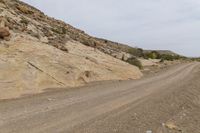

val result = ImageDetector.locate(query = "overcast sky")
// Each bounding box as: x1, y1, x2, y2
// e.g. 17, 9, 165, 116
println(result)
22, 0, 200, 57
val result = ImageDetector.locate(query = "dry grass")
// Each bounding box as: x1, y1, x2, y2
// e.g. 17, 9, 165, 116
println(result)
16, 5, 33, 14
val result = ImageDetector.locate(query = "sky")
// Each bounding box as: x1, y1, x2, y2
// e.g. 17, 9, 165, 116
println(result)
21, 0, 200, 57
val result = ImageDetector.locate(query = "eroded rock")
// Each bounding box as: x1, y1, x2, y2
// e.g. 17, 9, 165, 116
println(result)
0, 27, 10, 39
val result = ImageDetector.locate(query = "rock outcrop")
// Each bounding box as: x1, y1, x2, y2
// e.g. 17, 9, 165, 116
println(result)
0, 27, 10, 39
0, 0, 142, 99
0, 37, 142, 99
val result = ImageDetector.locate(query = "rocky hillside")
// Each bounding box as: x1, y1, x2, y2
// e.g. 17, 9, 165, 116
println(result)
0, 0, 142, 99
0, 0, 133, 60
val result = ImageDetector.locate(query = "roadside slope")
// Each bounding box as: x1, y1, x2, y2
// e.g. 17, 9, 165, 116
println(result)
0, 37, 142, 99
0, 0, 142, 99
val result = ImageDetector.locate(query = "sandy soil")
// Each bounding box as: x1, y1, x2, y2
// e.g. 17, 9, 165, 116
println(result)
0, 62, 200, 133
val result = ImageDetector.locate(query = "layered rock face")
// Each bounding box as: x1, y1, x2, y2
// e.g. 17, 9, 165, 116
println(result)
0, 0, 142, 99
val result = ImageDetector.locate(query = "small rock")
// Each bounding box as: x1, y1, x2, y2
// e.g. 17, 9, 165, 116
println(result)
47, 98, 54, 101
146, 130, 152, 133
162, 123, 165, 126
0, 27, 10, 39
165, 122, 177, 130
59, 45, 68, 52
40, 36, 49, 43
165, 122, 182, 132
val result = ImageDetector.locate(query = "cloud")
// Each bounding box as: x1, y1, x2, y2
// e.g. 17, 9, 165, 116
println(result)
22, 0, 200, 57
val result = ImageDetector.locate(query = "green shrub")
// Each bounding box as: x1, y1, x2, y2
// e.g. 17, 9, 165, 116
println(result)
127, 57, 143, 69
61, 27, 66, 34
20, 18, 29, 25
128, 48, 144, 57
80, 37, 91, 46
16, 5, 33, 14
159, 54, 183, 61
190, 58, 200, 62
160, 54, 174, 61
52, 26, 66, 34
144, 51, 160, 59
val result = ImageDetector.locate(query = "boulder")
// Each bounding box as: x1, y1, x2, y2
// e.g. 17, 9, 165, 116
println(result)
0, 27, 10, 39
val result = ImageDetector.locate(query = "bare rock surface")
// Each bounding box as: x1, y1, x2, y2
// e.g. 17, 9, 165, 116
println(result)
0, 27, 10, 38
0, 0, 143, 99
0, 36, 142, 99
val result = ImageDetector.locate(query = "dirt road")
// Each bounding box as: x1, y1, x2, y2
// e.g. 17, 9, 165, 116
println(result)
0, 63, 200, 133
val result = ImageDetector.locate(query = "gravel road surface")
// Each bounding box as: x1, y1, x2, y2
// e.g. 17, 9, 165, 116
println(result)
0, 63, 200, 133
